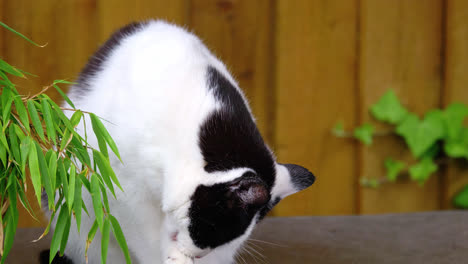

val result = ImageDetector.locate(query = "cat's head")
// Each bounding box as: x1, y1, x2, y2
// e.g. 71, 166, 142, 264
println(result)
162, 65, 315, 261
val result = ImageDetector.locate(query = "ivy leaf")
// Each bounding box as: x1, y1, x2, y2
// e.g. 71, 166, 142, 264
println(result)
396, 111, 445, 158
353, 123, 374, 145
332, 121, 346, 137
370, 90, 408, 124
384, 158, 406, 182
444, 127, 468, 158
453, 184, 468, 209
443, 103, 468, 140
408, 158, 438, 183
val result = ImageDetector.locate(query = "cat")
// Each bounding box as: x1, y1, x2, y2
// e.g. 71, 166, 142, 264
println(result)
42, 20, 315, 264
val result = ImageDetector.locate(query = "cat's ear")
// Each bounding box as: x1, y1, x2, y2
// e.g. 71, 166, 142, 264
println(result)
229, 174, 270, 208
273, 163, 315, 199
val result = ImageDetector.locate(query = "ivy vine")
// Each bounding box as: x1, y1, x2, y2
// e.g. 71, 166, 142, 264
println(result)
334, 90, 468, 209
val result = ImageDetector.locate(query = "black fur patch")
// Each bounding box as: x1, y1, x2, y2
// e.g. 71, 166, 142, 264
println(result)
283, 163, 316, 190
257, 197, 281, 222
199, 66, 275, 187
77, 22, 146, 88
188, 173, 270, 249
189, 66, 277, 249
39, 250, 74, 264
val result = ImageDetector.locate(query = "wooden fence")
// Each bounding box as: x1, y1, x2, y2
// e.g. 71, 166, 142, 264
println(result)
1, 0, 468, 228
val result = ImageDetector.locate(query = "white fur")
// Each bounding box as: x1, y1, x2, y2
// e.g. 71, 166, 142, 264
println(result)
55, 20, 299, 264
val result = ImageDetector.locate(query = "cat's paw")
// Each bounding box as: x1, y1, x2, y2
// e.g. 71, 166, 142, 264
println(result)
165, 247, 194, 264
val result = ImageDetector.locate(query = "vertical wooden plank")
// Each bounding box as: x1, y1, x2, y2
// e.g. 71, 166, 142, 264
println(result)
2, 0, 99, 227
97, 0, 188, 43
359, 0, 443, 213
443, 0, 468, 208
274, 0, 359, 216
189, 0, 275, 144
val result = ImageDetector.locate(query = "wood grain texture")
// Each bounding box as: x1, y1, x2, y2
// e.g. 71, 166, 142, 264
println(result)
189, 0, 275, 144
273, 0, 359, 216
359, 0, 444, 213
443, 0, 468, 209
97, 0, 187, 43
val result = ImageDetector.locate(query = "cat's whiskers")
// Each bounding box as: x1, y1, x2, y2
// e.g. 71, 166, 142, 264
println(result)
248, 238, 286, 248
243, 242, 267, 264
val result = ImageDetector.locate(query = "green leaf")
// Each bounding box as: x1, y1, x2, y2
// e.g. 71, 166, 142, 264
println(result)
443, 103, 468, 140
57, 159, 68, 199
384, 158, 406, 182
53, 83, 75, 109
19, 136, 31, 178
85, 220, 99, 261
1, 175, 19, 264
2, 97, 13, 123
353, 123, 374, 145
13, 96, 29, 132
0, 137, 6, 167
35, 142, 53, 210
90, 113, 121, 161
68, 164, 76, 212
0, 121, 9, 153
8, 125, 21, 163
101, 218, 111, 264
49, 207, 69, 264
60, 129, 73, 152
453, 184, 468, 209
28, 142, 42, 207
59, 216, 71, 256
0, 58, 24, 77
370, 90, 408, 124
332, 121, 346, 137
1, 206, 18, 264
48, 151, 58, 193
93, 150, 117, 196
396, 111, 445, 158
443, 127, 468, 158
0, 21, 43, 47
91, 173, 104, 230
41, 98, 57, 145
27, 99, 46, 142
74, 174, 83, 233
109, 214, 132, 264
408, 158, 438, 183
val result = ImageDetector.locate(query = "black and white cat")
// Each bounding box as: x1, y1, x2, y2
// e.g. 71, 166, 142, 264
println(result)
47, 20, 315, 264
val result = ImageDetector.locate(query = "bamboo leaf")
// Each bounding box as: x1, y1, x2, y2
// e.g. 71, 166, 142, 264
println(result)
91, 173, 103, 230
0, 121, 9, 153
1, 177, 19, 264
109, 214, 132, 264
74, 174, 83, 232
53, 82, 75, 109
28, 142, 42, 207
48, 152, 57, 193
0, 138, 6, 167
0, 21, 44, 47
35, 142, 53, 210
93, 150, 116, 196
2, 97, 13, 123
59, 216, 71, 256
101, 218, 111, 264
85, 220, 99, 263
19, 137, 31, 179
41, 98, 57, 144
27, 100, 46, 142
0, 58, 24, 77
8, 126, 21, 164
13, 96, 29, 133
57, 159, 68, 199
93, 150, 121, 193
68, 164, 76, 213
90, 113, 121, 161
49, 207, 68, 264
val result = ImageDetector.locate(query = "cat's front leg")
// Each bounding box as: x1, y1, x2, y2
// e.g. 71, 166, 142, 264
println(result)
165, 246, 194, 264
